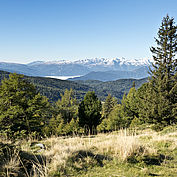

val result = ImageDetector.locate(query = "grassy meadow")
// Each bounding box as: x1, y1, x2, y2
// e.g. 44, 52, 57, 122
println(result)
0, 125, 177, 177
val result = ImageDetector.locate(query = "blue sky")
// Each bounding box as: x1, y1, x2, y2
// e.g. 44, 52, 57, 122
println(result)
0, 0, 177, 63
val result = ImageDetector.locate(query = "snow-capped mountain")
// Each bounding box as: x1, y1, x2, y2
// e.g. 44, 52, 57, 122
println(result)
0, 58, 152, 79
73, 57, 152, 67
27, 57, 152, 72
28, 57, 152, 67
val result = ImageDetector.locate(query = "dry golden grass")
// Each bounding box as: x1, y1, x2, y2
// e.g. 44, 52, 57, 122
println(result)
1, 126, 176, 176
2, 150, 21, 177
41, 129, 157, 174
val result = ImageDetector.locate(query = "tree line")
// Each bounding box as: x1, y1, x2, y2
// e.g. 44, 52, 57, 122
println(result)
0, 15, 176, 140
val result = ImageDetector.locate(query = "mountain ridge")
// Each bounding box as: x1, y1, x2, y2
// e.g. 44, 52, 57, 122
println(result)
0, 58, 152, 78
69, 66, 149, 81
27, 57, 152, 67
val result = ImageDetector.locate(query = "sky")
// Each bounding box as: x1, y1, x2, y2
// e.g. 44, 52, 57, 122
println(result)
0, 0, 177, 64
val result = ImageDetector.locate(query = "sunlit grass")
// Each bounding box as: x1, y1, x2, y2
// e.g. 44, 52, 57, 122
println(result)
0, 126, 177, 176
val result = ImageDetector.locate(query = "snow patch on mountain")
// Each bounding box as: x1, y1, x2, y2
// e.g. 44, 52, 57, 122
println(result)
0, 57, 152, 78
29, 57, 152, 67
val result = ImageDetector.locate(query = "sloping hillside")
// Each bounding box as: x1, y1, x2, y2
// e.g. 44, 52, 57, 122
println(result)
0, 70, 90, 101
74, 78, 148, 101
0, 70, 148, 102
70, 66, 149, 81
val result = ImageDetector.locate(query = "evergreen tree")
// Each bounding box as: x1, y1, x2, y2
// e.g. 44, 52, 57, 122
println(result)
100, 104, 125, 131
137, 83, 153, 123
106, 104, 125, 131
147, 15, 177, 128
48, 89, 79, 135
99, 94, 117, 132
44, 114, 62, 136
0, 73, 50, 139
56, 89, 78, 123
121, 87, 139, 127
78, 91, 102, 134
98, 87, 140, 132
102, 94, 117, 119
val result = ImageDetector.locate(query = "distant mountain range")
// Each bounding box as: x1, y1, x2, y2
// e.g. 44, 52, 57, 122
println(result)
0, 58, 152, 81
69, 66, 149, 81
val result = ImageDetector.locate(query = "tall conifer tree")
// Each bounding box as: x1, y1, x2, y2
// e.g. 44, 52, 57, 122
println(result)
0, 73, 50, 139
148, 15, 177, 127
102, 94, 117, 119
78, 91, 102, 134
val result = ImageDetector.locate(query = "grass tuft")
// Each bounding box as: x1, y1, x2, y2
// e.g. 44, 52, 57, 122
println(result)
0, 126, 177, 176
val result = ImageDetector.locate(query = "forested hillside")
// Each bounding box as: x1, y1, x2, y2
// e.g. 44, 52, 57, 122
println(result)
0, 70, 89, 101
75, 78, 148, 101
0, 70, 147, 102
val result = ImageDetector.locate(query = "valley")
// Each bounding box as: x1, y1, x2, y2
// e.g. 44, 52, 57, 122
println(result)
0, 70, 148, 102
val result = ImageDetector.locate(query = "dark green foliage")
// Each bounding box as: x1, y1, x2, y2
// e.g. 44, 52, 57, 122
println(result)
98, 94, 118, 132
102, 94, 117, 119
121, 87, 139, 127
140, 15, 177, 128
26, 76, 90, 102
75, 78, 148, 102
56, 89, 78, 123
98, 104, 124, 131
0, 70, 148, 102
44, 114, 80, 136
98, 87, 140, 132
0, 70, 90, 102
44, 89, 80, 136
98, 15, 177, 132
0, 73, 51, 139
55, 89, 79, 135
78, 91, 102, 134
44, 114, 64, 136
136, 83, 152, 123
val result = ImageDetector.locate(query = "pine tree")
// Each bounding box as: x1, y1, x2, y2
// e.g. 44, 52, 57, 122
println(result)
0, 73, 50, 139
56, 89, 78, 124
48, 89, 79, 135
102, 94, 117, 119
121, 87, 139, 127
147, 15, 177, 127
78, 91, 102, 134
137, 83, 152, 123
106, 104, 124, 131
